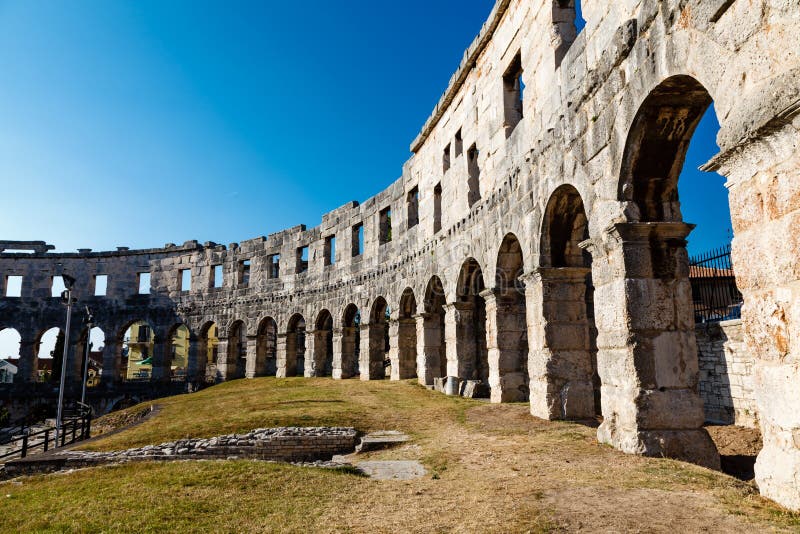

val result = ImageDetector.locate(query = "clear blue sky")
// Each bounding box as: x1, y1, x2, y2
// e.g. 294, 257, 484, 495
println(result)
0, 0, 729, 256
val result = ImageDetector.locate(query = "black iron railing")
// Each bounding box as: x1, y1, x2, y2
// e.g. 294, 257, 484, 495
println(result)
689, 243, 743, 323
0, 403, 91, 462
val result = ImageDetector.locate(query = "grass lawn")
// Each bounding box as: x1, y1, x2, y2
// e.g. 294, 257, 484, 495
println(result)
1, 378, 799, 532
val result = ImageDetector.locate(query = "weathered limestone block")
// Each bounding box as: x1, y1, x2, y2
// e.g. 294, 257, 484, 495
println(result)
589, 224, 720, 469
415, 313, 444, 386
483, 290, 528, 403
275, 334, 293, 378
245, 335, 258, 379
525, 268, 596, 420
359, 323, 384, 381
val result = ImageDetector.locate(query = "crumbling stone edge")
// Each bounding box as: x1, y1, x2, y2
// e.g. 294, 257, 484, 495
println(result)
2, 427, 360, 479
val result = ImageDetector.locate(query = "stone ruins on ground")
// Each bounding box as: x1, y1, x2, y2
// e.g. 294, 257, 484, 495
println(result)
1, 0, 798, 511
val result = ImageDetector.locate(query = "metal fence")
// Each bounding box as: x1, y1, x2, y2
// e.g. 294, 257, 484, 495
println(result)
0, 403, 91, 462
689, 243, 743, 323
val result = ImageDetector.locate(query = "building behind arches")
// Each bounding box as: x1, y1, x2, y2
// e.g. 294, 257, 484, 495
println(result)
1, 0, 798, 510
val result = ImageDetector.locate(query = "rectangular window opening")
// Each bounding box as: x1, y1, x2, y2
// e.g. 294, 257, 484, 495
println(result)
239, 260, 251, 287
51, 275, 67, 298
454, 129, 463, 157
5, 275, 22, 298
467, 144, 481, 207
503, 52, 524, 137
268, 254, 280, 279
212, 265, 223, 288
442, 143, 451, 173
407, 187, 419, 229
296, 246, 309, 274
138, 272, 151, 295
379, 207, 392, 244
352, 223, 364, 257
94, 274, 108, 296
325, 236, 336, 266
433, 183, 442, 234
180, 269, 191, 292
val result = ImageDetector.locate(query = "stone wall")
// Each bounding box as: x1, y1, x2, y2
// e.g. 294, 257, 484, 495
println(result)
3, 427, 359, 478
1, 0, 798, 510
696, 320, 757, 428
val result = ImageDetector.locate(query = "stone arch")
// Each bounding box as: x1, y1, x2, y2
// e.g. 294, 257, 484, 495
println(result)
390, 287, 418, 380
594, 74, 720, 469
119, 320, 155, 382
310, 309, 334, 377
335, 304, 360, 379
198, 321, 220, 384
221, 320, 247, 381
486, 233, 529, 403
418, 275, 447, 385
256, 317, 278, 377
34, 326, 64, 383
0, 327, 24, 383
278, 313, 306, 377
448, 258, 489, 396
528, 185, 599, 420
165, 324, 190, 382
74, 325, 108, 388
618, 75, 712, 223
361, 297, 389, 380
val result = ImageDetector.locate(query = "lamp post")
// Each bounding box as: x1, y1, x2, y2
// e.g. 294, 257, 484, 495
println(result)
55, 274, 77, 446
81, 307, 94, 406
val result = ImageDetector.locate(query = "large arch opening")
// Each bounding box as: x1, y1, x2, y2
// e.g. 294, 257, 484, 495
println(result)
256, 317, 278, 377
362, 297, 389, 380
312, 310, 334, 377
121, 321, 154, 382
453, 258, 489, 396
337, 304, 360, 379
393, 288, 418, 380
600, 74, 725, 469
284, 314, 306, 377
489, 234, 529, 403
226, 321, 247, 380
420, 276, 447, 385
168, 325, 189, 382
0, 327, 22, 383
35, 327, 64, 384
531, 185, 599, 420
75, 326, 106, 388
199, 322, 219, 383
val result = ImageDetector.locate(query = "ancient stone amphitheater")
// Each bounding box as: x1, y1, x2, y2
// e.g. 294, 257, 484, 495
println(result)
1, 0, 798, 510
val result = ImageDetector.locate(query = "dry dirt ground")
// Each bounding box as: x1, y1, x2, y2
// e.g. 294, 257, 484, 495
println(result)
1, 379, 798, 533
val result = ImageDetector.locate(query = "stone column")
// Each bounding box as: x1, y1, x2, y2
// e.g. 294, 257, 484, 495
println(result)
711, 123, 800, 510
524, 268, 595, 420
66, 337, 83, 385
590, 222, 719, 469
275, 333, 295, 378
482, 289, 528, 403
332, 328, 344, 379
388, 320, 400, 380
397, 318, 417, 380
150, 336, 170, 383
333, 327, 357, 379
14, 339, 37, 384
443, 302, 476, 394
100, 339, 121, 387
185, 336, 201, 383
414, 313, 443, 386
304, 330, 319, 378
359, 323, 384, 380
245, 335, 258, 379
215, 339, 230, 382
